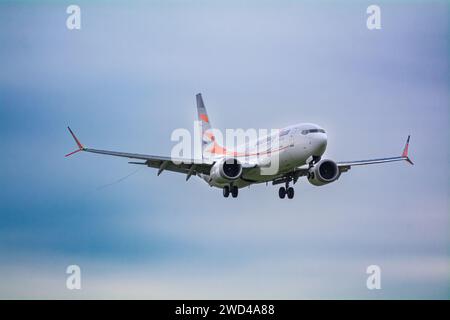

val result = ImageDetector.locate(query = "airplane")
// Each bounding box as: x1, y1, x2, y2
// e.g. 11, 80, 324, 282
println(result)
66, 93, 413, 199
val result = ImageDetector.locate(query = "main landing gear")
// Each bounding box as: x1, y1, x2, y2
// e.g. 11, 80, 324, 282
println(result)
278, 178, 295, 199
278, 155, 319, 200
279, 186, 294, 199
223, 185, 238, 198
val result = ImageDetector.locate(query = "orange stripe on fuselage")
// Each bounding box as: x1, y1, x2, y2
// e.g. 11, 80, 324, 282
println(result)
206, 141, 288, 157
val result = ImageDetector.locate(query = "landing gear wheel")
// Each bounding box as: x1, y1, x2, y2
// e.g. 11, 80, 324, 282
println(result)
223, 186, 230, 198
278, 187, 286, 199
287, 187, 294, 199
231, 186, 239, 198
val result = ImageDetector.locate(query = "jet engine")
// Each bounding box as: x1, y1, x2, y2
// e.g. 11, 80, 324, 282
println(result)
209, 158, 243, 184
307, 159, 340, 186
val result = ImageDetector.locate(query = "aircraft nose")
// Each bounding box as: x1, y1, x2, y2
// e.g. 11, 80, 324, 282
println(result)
313, 133, 327, 156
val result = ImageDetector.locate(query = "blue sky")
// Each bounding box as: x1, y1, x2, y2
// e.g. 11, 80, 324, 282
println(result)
0, 0, 448, 298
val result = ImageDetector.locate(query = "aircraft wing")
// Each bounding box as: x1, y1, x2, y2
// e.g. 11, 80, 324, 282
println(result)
272, 136, 413, 185
336, 135, 413, 172
65, 127, 213, 179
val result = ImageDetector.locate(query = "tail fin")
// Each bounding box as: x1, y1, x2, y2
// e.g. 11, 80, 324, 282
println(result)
196, 93, 211, 133
196, 93, 214, 160
196, 93, 230, 159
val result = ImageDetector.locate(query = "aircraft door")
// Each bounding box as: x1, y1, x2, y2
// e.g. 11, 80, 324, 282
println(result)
289, 131, 295, 147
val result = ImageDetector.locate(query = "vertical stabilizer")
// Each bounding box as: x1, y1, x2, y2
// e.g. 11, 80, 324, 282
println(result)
196, 93, 213, 160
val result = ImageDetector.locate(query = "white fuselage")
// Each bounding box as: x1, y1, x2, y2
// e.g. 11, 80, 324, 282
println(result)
201, 123, 328, 188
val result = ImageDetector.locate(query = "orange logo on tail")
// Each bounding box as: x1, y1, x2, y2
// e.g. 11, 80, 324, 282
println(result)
199, 114, 209, 123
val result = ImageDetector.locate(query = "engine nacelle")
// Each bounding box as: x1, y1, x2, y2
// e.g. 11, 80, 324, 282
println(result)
307, 159, 340, 186
209, 158, 243, 184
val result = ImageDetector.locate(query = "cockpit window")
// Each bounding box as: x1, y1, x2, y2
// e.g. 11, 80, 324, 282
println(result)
301, 128, 326, 135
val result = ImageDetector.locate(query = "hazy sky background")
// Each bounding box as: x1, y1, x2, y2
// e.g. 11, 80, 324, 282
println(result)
0, 0, 448, 299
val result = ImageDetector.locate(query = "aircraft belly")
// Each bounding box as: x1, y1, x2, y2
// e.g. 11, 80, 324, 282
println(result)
200, 146, 310, 189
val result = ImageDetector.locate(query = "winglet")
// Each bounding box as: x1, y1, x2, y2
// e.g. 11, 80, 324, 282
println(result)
65, 126, 85, 157
402, 135, 414, 165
